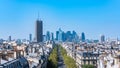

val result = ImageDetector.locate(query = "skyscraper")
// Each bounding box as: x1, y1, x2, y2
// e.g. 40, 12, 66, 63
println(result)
81, 32, 85, 42
51, 32, 54, 41
62, 32, 66, 42
66, 31, 72, 42
8, 36, 11, 41
46, 31, 50, 41
35, 19, 43, 43
72, 31, 79, 42
58, 28, 63, 42
29, 34, 32, 42
100, 35, 105, 43
56, 31, 59, 41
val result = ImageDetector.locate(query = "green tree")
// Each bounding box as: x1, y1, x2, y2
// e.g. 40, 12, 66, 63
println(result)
59, 45, 77, 68
82, 64, 94, 68
47, 46, 58, 68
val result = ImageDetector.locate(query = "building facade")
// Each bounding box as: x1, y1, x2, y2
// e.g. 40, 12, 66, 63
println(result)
35, 19, 43, 42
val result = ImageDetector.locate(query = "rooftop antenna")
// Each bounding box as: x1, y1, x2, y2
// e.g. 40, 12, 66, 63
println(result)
38, 11, 40, 20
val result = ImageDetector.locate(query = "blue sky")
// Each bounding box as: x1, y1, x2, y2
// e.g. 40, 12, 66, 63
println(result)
0, 0, 120, 40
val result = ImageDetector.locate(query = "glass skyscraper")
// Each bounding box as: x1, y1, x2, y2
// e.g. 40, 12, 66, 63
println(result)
81, 32, 85, 42
58, 28, 63, 42
56, 31, 59, 41
46, 31, 50, 41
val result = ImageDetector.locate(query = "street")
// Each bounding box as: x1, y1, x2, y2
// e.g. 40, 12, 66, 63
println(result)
57, 46, 66, 68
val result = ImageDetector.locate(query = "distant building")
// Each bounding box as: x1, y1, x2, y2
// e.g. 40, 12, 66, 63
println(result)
72, 31, 76, 39
51, 32, 54, 41
43, 35, 46, 42
58, 28, 63, 42
100, 35, 105, 43
55, 29, 79, 42
93, 40, 99, 43
46, 31, 50, 41
81, 32, 85, 42
66, 31, 72, 42
72, 31, 79, 42
56, 31, 59, 41
29, 34, 32, 42
16, 39, 22, 44
8, 36, 11, 41
118, 45, 120, 51
35, 19, 43, 42
62, 32, 66, 42
0, 39, 4, 43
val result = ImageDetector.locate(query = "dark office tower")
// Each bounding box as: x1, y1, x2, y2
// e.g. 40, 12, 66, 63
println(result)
29, 34, 32, 42
8, 36, 11, 41
35, 19, 43, 43
100, 35, 105, 43
81, 32, 85, 42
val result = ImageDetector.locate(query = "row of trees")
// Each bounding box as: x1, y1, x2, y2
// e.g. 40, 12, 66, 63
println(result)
47, 45, 94, 68
47, 46, 57, 68
59, 45, 77, 68
82, 64, 94, 68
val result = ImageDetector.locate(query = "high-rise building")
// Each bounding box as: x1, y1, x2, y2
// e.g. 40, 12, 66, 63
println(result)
58, 28, 63, 42
72, 31, 76, 38
8, 36, 11, 41
81, 32, 85, 42
56, 31, 59, 41
62, 32, 66, 42
72, 31, 79, 42
29, 34, 32, 42
100, 35, 105, 43
66, 31, 72, 42
46, 31, 50, 41
51, 32, 54, 41
35, 19, 43, 42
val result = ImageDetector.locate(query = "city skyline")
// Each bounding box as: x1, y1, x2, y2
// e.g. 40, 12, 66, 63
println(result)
0, 0, 120, 39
